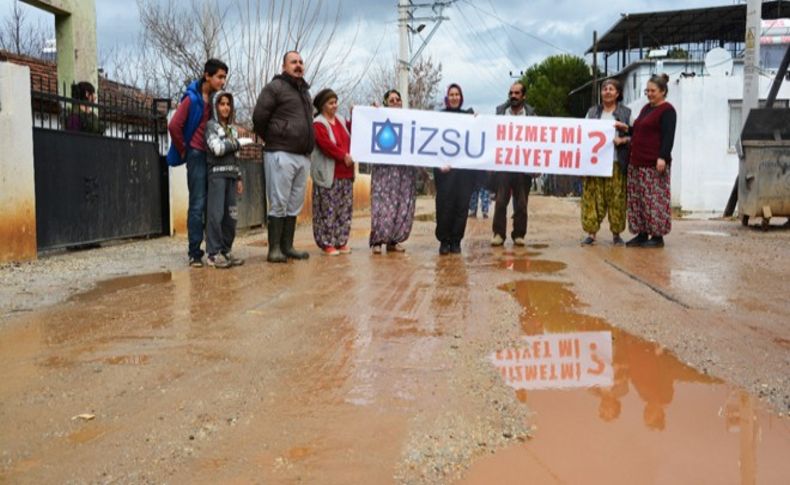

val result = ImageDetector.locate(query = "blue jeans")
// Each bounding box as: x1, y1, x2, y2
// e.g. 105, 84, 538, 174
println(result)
469, 186, 490, 215
186, 149, 208, 259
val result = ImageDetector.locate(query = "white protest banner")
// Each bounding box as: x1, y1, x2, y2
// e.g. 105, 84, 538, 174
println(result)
350, 106, 616, 177
490, 331, 613, 390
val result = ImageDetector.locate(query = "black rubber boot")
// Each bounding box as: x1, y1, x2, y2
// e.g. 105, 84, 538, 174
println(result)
266, 217, 287, 263
282, 216, 309, 260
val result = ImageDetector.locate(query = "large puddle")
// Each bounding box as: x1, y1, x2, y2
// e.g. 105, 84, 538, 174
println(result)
460, 279, 790, 484
69, 271, 173, 302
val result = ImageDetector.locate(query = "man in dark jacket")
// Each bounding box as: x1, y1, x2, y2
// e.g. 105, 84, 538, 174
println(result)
253, 50, 315, 263
491, 81, 537, 247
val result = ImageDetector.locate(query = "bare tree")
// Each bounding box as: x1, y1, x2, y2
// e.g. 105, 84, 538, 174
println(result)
117, 0, 363, 123
361, 56, 443, 110
409, 58, 443, 110
102, 42, 179, 99
0, 0, 51, 57
134, 0, 230, 98
233, 0, 361, 122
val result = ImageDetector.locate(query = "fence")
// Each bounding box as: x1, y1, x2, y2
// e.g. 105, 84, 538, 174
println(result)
30, 76, 171, 250
30, 75, 171, 154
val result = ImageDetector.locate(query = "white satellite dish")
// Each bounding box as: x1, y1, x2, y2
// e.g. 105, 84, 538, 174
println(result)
705, 47, 734, 76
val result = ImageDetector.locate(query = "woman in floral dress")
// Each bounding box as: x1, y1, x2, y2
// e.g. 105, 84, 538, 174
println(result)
369, 89, 418, 254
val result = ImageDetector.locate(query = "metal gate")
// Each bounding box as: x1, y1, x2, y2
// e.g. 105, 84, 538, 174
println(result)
236, 155, 267, 229
33, 130, 168, 249
31, 78, 169, 250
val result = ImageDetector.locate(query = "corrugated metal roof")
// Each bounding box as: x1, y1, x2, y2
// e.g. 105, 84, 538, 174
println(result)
587, 1, 788, 54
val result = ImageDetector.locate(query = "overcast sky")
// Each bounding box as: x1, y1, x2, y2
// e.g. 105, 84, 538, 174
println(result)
2, 0, 739, 112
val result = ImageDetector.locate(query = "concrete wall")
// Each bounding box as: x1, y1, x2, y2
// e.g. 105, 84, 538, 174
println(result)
169, 165, 188, 236
166, 148, 376, 235
0, 63, 37, 262
299, 173, 372, 223
21, 0, 98, 93
625, 62, 790, 213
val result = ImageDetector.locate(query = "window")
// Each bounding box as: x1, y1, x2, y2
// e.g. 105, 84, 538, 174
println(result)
728, 99, 788, 149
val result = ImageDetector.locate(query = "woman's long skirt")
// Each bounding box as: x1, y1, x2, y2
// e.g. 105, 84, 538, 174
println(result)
369, 165, 417, 246
627, 165, 672, 236
312, 178, 354, 249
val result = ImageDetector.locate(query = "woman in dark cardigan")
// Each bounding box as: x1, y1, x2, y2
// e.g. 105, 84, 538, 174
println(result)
434, 83, 478, 255
616, 74, 677, 248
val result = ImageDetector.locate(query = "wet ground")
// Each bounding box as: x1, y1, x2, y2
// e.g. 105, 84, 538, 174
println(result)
1, 196, 789, 483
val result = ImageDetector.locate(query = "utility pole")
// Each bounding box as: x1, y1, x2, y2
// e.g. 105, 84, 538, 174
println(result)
397, 0, 456, 109
592, 30, 598, 106
398, 0, 411, 108
725, 0, 763, 217
742, 0, 761, 128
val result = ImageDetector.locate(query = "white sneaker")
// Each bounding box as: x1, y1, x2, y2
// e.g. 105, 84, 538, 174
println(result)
491, 234, 504, 246
207, 253, 231, 269
514, 237, 526, 246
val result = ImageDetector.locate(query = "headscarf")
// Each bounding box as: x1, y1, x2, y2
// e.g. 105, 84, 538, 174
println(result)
444, 83, 464, 110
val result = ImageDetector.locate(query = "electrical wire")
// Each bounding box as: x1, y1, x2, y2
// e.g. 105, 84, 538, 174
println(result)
452, 2, 513, 70
455, 0, 527, 69
460, 0, 574, 56
483, 0, 531, 69
442, 12, 508, 87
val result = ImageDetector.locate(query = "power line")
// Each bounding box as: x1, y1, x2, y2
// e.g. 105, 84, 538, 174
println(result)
456, 1, 520, 66
482, 0, 530, 68
442, 13, 507, 87
460, 0, 574, 56
452, 2, 512, 72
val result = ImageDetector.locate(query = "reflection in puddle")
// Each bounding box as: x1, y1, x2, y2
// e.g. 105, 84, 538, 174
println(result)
492, 331, 613, 390
101, 354, 150, 366
413, 213, 436, 222
70, 272, 172, 302
500, 257, 566, 274
462, 280, 790, 485
687, 230, 731, 237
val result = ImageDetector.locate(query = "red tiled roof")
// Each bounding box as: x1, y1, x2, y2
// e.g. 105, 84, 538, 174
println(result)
0, 49, 152, 104
2, 50, 262, 158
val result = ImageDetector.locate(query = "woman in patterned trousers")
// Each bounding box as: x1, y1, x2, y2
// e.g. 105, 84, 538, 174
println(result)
581, 79, 631, 246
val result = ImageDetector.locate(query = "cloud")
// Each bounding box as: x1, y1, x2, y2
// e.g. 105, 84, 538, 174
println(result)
0, 0, 738, 112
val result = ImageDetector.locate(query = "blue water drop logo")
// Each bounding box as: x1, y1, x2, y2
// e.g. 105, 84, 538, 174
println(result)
376, 119, 398, 151
371, 118, 402, 154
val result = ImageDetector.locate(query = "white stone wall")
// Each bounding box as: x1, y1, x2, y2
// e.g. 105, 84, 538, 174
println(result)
0, 62, 37, 261
625, 62, 790, 213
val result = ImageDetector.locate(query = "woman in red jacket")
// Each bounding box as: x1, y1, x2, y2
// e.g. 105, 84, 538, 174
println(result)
616, 74, 677, 248
311, 88, 355, 256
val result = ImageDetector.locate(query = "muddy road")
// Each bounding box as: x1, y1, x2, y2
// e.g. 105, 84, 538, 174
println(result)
1, 196, 788, 484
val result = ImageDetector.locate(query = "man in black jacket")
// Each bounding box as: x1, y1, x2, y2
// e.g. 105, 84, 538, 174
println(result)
253, 51, 315, 263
